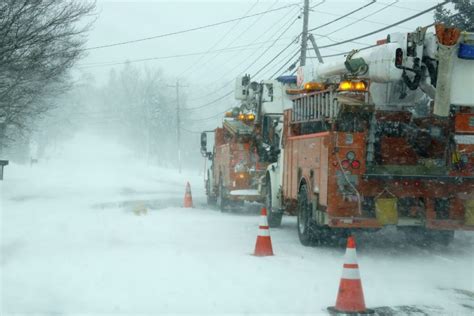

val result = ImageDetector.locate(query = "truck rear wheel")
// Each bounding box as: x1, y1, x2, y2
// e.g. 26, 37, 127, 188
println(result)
265, 177, 282, 227
206, 171, 217, 205
217, 181, 228, 212
431, 230, 454, 246
402, 227, 454, 247
297, 184, 316, 246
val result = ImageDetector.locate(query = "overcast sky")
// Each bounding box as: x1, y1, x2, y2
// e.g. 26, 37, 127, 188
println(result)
75, 0, 445, 130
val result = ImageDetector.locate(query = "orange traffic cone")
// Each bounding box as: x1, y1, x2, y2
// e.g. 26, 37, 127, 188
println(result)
253, 208, 274, 256
183, 182, 193, 208
328, 236, 374, 315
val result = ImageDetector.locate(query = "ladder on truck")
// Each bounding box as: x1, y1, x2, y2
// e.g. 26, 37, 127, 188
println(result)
290, 89, 370, 124
291, 89, 340, 123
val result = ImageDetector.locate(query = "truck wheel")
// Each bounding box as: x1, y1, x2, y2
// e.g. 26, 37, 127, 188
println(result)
265, 177, 282, 227
206, 172, 217, 205
429, 230, 454, 246
297, 184, 316, 246
403, 228, 454, 247
217, 181, 228, 212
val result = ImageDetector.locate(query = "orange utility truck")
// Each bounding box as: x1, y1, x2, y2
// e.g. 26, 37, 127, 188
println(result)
201, 75, 295, 212
201, 116, 265, 211
268, 26, 474, 245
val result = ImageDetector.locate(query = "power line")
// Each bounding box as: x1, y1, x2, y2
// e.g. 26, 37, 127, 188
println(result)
309, 0, 326, 9
180, 126, 205, 134
269, 0, 378, 78
322, 0, 399, 36
185, 106, 234, 122
183, 7, 301, 105
377, 1, 425, 12
311, 33, 372, 47
85, 3, 299, 51
183, 31, 299, 113
183, 34, 300, 118
77, 39, 294, 69
307, 43, 378, 59
183, 91, 234, 110
314, 0, 449, 50
177, 0, 261, 78
268, 47, 300, 79
244, 16, 300, 79
308, 0, 377, 32
176, 0, 282, 83
311, 6, 415, 31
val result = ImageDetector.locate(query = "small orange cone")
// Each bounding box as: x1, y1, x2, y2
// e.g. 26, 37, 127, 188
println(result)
328, 236, 373, 315
253, 208, 274, 256
183, 182, 193, 208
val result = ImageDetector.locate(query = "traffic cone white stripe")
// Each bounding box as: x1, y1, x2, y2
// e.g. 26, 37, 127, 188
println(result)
341, 267, 361, 280
258, 228, 270, 236
259, 215, 268, 226
344, 248, 358, 264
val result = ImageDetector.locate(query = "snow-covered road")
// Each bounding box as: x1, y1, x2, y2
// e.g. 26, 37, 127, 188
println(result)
1, 135, 473, 315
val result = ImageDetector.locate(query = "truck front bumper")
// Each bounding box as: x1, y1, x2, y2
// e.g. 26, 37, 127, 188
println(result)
228, 189, 263, 202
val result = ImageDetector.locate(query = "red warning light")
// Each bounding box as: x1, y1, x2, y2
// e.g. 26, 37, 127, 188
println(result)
351, 160, 361, 169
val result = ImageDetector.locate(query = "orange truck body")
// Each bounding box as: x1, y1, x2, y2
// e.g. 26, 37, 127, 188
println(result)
281, 89, 474, 231
209, 122, 266, 204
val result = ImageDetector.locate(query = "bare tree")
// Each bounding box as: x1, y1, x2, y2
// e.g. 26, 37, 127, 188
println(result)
0, 0, 95, 149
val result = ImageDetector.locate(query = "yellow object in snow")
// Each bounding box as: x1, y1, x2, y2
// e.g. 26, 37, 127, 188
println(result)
133, 202, 148, 216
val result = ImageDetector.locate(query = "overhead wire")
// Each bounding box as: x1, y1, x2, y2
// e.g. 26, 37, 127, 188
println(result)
267, 1, 450, 79
310, 5, 415, 31
176, 0, 282, 81
183, 6, 302, 106
183, 32, 301, 120
321, 0, 400, 37
314, 0, 448, 50
171, 0, 284, 102
267, 47, 300, 79
85, 2, 300, 50
177, 0, 261, 78
308, 0, 377, 32
183, 18, 300, 111
269, 0, 378, 79
77, 39, 295, 69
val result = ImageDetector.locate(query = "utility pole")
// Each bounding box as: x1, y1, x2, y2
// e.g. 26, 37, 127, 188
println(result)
176, 80, 181, 174
300, 0, 310, 67
167, 80, 187, 173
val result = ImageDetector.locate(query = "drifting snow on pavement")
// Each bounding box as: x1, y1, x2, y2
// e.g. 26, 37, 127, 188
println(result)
1, 134, 473, 315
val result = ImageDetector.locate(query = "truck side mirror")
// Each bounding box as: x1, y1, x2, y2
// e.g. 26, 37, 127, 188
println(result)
201, 132, 207, 151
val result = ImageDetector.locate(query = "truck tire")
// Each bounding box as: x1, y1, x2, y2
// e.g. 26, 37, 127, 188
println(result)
206, 171, 217, 205
297, 183, 316, 246
217, 181, 228, 212
265, 176, 282, 227
429, 230, 454, 246
402, 227, 454, 247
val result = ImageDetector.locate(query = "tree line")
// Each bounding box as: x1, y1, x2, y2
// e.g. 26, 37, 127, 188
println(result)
0, 0, 95, 151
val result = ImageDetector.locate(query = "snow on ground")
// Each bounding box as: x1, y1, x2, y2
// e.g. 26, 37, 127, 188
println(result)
1, 133, 473, 315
